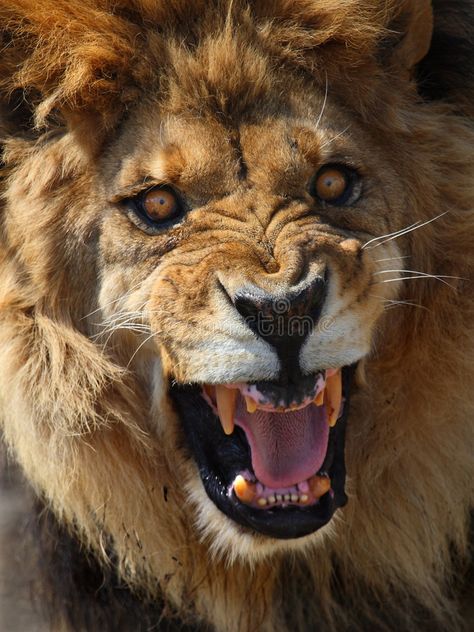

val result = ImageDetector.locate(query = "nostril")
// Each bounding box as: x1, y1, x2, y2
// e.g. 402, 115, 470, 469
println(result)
231, 270, 328, 342
233, 292, 269, 329
299, 271, 328, 322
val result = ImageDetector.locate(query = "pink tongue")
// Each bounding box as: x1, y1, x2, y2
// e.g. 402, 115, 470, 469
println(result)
235, 397, 329, 488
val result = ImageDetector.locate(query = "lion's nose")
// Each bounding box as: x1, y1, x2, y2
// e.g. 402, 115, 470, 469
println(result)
232, 272, 327, 367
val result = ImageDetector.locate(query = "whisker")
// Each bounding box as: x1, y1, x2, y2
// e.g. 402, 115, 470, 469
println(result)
374, 269, 466, 281
81, 281, 144, 320
93, 325, 151, 348
375, 256, 411, 263
127, 331, 159, 368
319, 124, 351, 149
383, 299, 431, 312
369, 293, 431, 313
376, 276, 458, 290
93, 310, 147, 329
316, 72, 328, 129
362, 212, 448, 250
362, 221, 422, 250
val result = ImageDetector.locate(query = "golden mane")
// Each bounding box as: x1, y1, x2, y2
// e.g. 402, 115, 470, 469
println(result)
0, 1, 473, 630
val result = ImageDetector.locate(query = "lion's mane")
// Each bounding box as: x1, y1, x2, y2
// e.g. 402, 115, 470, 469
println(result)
0, 1, 473, 630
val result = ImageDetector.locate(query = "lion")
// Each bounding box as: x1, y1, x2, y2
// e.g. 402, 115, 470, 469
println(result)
0, 0, 473, 630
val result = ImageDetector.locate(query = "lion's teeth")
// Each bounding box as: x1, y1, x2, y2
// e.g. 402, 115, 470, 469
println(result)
245, 396, 258, 413
308, 474, 331, 499
314, 388, 325, 407
215, 385, 237, 435
233, 475, 257, 504
325, 369, 342, 426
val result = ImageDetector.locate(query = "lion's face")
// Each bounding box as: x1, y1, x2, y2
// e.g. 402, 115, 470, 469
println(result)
92, 84, 405, 541
3, 2, 474, 629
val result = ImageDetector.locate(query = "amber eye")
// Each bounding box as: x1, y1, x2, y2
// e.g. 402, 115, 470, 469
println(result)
310, 165, 360, 206
140, 186, 182, 222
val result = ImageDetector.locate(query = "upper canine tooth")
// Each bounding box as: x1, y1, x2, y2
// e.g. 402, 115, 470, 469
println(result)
233, 475, 257, 504
215, 385, 237, 435
325, 369, 342, 427
245, 396, 258, 414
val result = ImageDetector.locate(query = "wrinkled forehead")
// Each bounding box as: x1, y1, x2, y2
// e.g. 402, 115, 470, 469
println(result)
106, 95, 354, 203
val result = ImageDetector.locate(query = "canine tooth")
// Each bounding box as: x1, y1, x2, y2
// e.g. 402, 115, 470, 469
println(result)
245, 396, 258, 413
268, 494, 276, 504
325, 369, 342, 427
233, 475, 257, 504
215, 385, 237, 434
309, 475, 331, 499
300, 494, 309, 504
257, 497, 267, 507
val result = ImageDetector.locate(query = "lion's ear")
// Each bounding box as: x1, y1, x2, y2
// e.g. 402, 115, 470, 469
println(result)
384, 0, 433, 72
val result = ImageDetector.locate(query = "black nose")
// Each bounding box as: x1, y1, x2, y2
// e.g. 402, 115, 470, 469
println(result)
233, 273, 327, 374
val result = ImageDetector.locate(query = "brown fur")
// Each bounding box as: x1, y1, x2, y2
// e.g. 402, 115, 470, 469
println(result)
0, 1, 473, 630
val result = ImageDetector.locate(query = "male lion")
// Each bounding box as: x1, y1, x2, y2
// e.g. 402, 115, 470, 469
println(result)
0, 1, 473, 630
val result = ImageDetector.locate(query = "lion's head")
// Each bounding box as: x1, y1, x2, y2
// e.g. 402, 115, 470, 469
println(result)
1, 1, 473, 630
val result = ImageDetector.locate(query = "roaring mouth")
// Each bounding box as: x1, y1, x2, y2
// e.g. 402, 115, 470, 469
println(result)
170, 366, 355, 539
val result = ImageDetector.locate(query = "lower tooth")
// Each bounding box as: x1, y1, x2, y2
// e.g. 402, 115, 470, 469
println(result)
257, 497, 267, 507
300, 494, 309, 504
268, 494, 276, 504
233, 475, 257, 504
309, 475, 331, 499
291, 494, 299, 502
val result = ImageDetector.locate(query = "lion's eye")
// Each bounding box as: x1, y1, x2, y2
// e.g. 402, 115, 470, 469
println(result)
125, 185, 185, 234
310, 165, 360, 206
140, 186, 182, 223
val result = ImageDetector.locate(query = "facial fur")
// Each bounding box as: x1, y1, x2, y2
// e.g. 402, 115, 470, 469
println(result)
0, 1, 473, 630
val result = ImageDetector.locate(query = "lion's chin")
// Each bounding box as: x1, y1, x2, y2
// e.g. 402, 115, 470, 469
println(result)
169, 366, 356, 540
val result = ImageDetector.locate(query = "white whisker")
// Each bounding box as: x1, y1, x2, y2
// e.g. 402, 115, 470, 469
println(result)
369, 293, 431, 312
127, 332, 159, 368
375, 256, 411, 263
377, 276, 458, 290
316, 72, 328, 129
81, 281, 144, 320
374, 269, 466, 281
383, 299, 430, 312
319, 124, 351, 149
362, 212, 448, 250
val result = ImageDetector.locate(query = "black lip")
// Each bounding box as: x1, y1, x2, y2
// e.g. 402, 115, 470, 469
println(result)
170, 366, 356, 540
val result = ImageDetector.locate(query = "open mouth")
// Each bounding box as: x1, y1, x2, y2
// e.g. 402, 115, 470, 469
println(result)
170, 366, 355, 539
